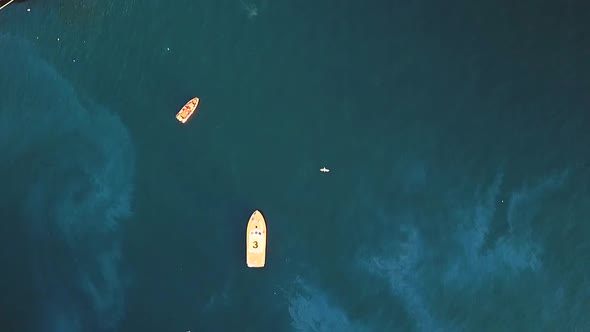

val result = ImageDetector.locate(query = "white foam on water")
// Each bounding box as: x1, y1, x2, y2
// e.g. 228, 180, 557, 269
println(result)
357, 159, 579, 331
362, 225, 449, 332
445, 171, 569, 287
0, 34, 135, 332
286, 278, 370, 332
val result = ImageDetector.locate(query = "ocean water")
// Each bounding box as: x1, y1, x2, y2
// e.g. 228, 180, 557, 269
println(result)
0, 0, 589, 331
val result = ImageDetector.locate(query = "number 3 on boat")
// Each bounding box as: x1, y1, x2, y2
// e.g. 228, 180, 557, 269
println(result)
246, 210, 267, 268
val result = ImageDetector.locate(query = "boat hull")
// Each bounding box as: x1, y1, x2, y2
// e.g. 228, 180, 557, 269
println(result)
246, 210, 267, 268
175, 97, 200, 124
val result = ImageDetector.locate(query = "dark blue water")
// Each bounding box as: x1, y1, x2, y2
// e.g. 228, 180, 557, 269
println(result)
1, 0, 589, 331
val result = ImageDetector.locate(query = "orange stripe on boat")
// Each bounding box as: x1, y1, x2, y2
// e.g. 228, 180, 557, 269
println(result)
176, 97, 200, 124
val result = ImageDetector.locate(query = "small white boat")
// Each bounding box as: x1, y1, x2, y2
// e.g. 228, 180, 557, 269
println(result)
320, 167, 330, 173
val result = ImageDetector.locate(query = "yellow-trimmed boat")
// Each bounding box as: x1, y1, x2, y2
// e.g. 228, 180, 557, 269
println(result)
176, 97, 200, 124
246, 210, 267, 268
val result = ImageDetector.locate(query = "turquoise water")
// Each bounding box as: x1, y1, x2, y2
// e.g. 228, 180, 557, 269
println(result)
1, 0, 589, 331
